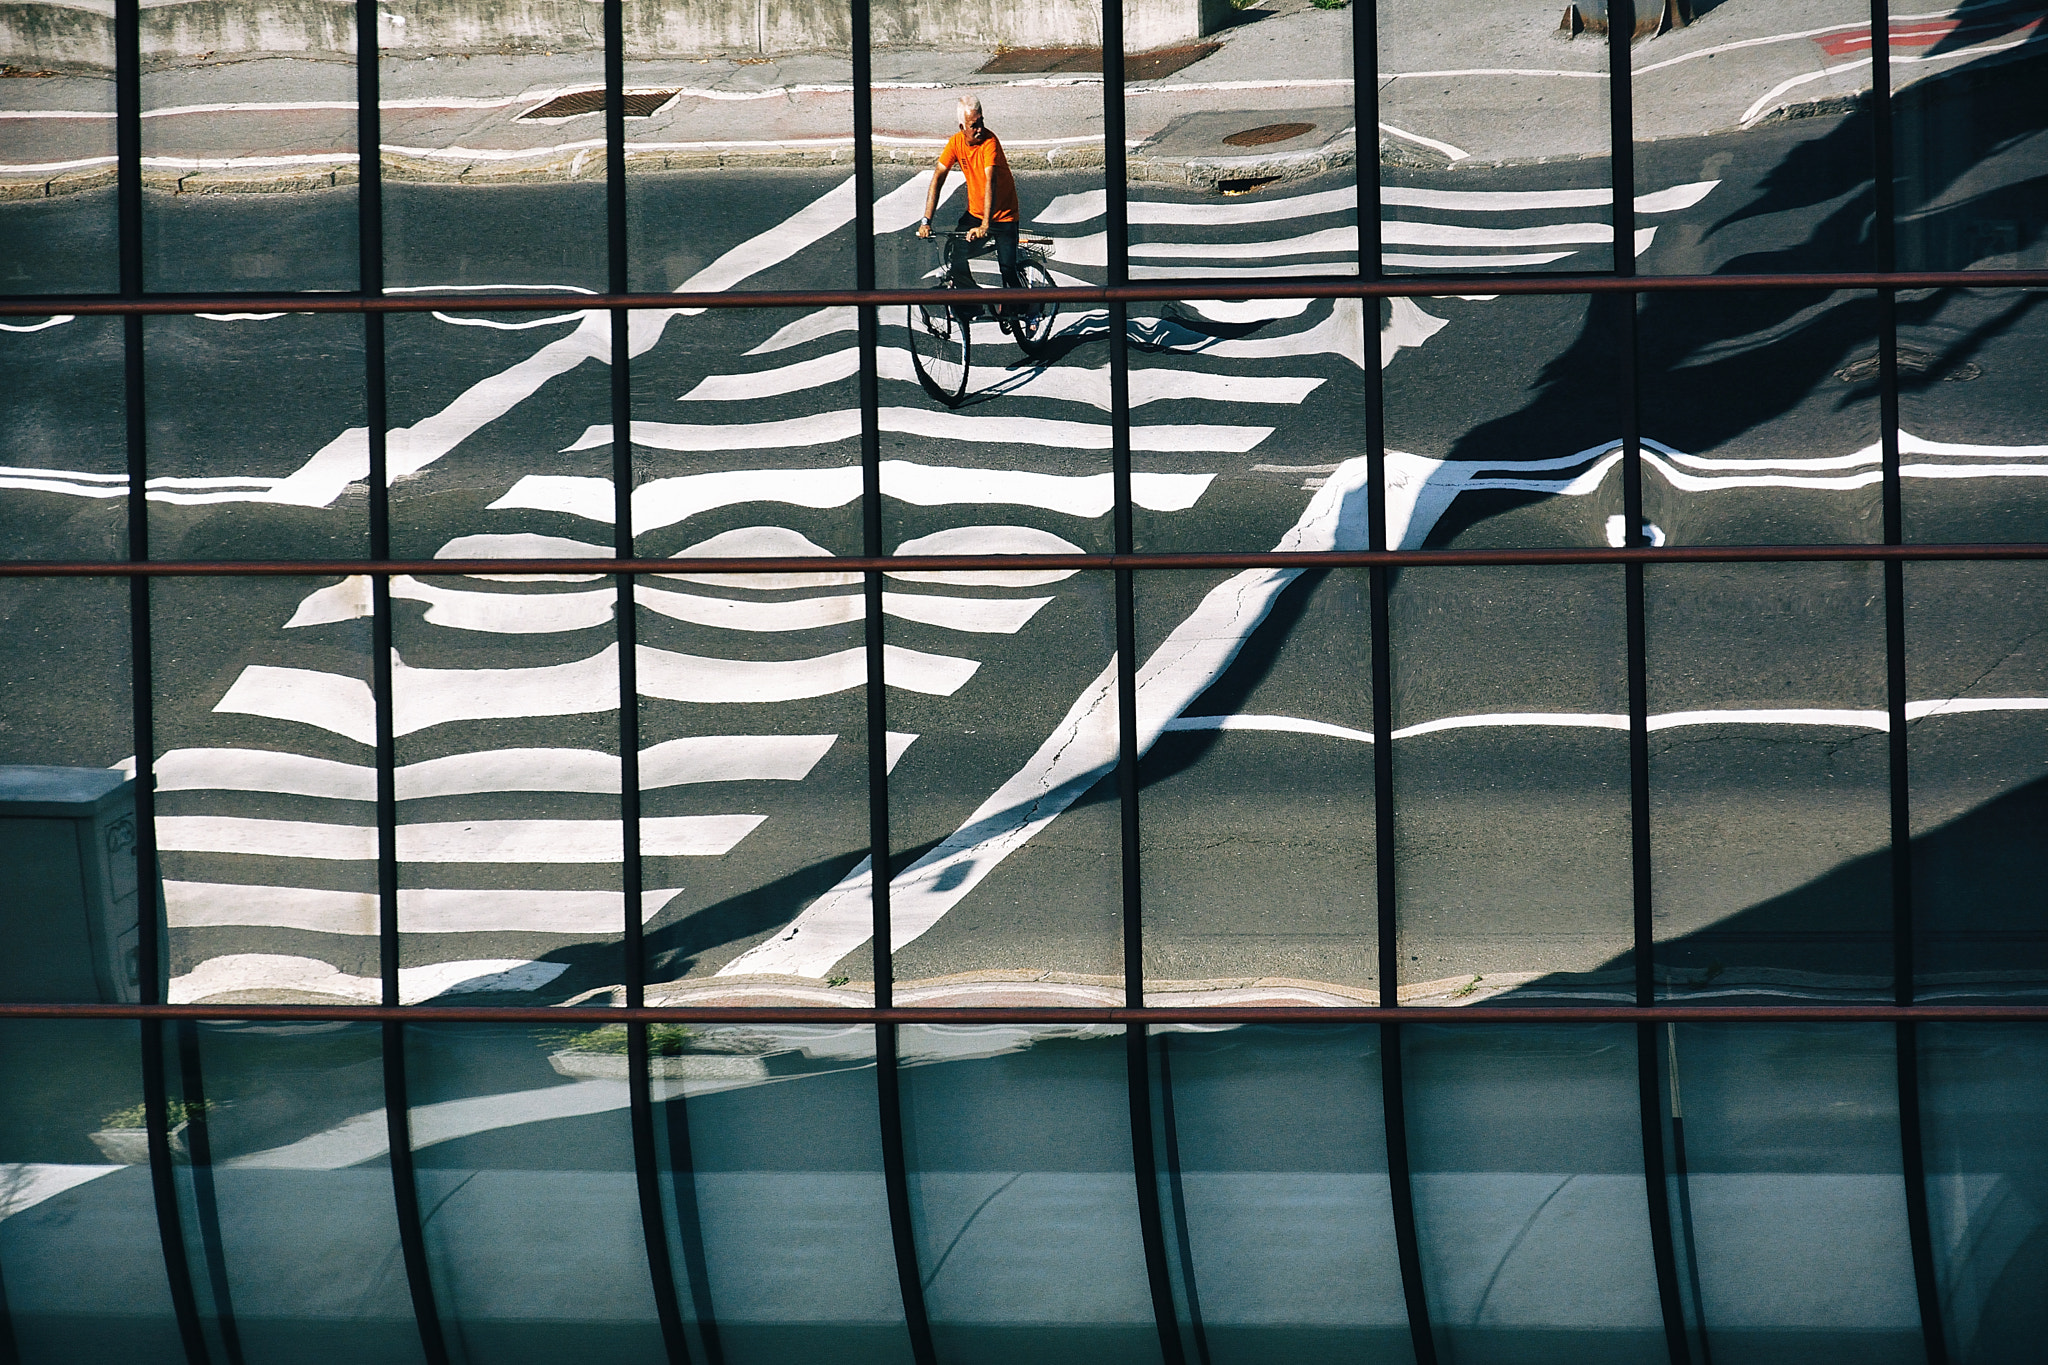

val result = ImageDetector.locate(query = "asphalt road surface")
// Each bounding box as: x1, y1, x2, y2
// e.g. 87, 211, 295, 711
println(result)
4, 67, 2047, 1014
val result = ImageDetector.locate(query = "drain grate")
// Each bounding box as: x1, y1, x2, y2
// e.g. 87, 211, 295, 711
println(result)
978, 42, 1218, 79
521, 89, 677, 120
1221, 121, 1316, 147
1218, 176, 1282, 196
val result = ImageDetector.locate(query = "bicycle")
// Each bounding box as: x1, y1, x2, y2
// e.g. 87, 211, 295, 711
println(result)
906, 230, 1061, 406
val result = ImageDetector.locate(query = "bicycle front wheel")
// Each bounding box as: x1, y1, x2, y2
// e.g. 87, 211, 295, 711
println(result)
907, 289, 972, 405
1013, 259, 1061, 357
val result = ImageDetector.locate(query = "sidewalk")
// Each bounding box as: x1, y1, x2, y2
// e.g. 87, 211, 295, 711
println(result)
2, 0, 2040, 198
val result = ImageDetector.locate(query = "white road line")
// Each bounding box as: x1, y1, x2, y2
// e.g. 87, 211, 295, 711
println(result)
169, 954, 567, 1005
497, 462, 1216, 532
1382, 251, 1577, 268
1131, 226, 1361, 259
156, 813, 764, 860
1164, 699, 2048, 742
1035, 180, 1717, 224
214, 642, 979, 743
0, 316, 74, 332
1379, 122, 1470, 163
561, 408, 1272, 455
155, 735, 839, 800
889, 525, 1087, 586
678, 346, 1324, 409
719, 452, 1386, 979
166, 884, 686, 934
747, 306, 857, 354
285, 573, 1052, 635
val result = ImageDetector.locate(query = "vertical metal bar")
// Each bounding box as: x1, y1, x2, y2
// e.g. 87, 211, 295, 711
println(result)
1866, 5, 1945, 1359
117, 0, 206, 1347
656, 1064, 722, 1362
1357, 9, 1431, 1362
853, 8, 933, 1363
357, 4, 445, 1358
1128, 1026, 1185, 1365
174, 1023, 244, 1365
1379, 1022, 1435, 1365
1609, 5, 1688, 1360
1638, 1023, 1691, 1365
1897, 1023, 1947, 1364
877, 1026, 936, 1365
1153, 1035, 1211, 1365
1102, 10, 1179, 1362
601, 4, 693, 1360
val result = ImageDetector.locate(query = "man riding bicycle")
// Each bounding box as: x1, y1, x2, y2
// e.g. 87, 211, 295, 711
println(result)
917, 95, 1023, 306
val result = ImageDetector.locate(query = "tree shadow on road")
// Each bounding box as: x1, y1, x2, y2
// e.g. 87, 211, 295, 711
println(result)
1418, 50, 2048, 549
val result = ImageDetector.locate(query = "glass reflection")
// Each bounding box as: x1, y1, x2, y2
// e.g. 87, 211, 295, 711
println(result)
390, 585, 625, 1004
616, 308, 873, 992
873, 2, 1110, 491
1380, 293, 1625, 552
379, 27, 605, 290
1637, 289, 1882, 548
1658, 1022, 1922, 1365
1149, 1024, 1410, 1364
1378, 0, 1610, 276
1918, 1023, 2048, 1364
1899, 288, 2048, 545
1890, 0, 2048, 274
161, 1020, 423, 1363
1402, 1023, 1663, 1364
1124, 0, 1356, 281
896, 1024, 1159, 1365
1128, 296, 1372, 556
0, 13, 118, 294
0, 313, 127, 561
139, 0, 359, 293
888, 573, 1122, 993
151, 575, 379, 1006
1904, 562, 2048, 1002
1648, 563, 1892, 1001
405, 1023, 667, 1363
143, 313, 370, 562
0, 576, 137, 1005
625, 5, 855, 294
645, 1021, 913, 1364
1137, 568, 1376, 1001
1392, 566, 1632, 1005
1632, 0, 1875, 274
0, 1020, 184, 1361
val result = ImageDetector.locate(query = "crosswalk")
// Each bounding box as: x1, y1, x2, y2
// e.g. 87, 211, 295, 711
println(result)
4, 167, 2045, 1004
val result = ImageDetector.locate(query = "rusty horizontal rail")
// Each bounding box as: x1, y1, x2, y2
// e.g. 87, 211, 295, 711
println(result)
4, 544, 2047, 577
1, 1002, 2044, 1024
2, 269, 2045, 317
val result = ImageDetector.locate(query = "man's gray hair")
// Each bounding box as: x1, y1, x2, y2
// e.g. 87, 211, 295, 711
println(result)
957, 94, 983, 126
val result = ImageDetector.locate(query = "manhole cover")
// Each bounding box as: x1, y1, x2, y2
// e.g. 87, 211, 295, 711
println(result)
1222, 121, 1316, 147
521, 89, 677, 119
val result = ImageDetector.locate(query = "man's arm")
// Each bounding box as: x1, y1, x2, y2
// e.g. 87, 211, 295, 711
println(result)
919, 162, 950, 238
967, 163, 996, 241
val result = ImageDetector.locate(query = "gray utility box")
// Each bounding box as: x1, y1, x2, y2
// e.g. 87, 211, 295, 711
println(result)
0, 766, 165, 1003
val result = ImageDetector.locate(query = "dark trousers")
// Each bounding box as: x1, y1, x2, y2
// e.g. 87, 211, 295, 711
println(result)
947, 212, 1022, 291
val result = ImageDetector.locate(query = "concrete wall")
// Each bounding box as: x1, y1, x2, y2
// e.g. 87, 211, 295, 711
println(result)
1, 0, 1219, 69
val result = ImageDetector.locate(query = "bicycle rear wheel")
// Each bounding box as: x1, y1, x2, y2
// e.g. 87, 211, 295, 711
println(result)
907, 288, 971, 405
1012, 258, 1061, 357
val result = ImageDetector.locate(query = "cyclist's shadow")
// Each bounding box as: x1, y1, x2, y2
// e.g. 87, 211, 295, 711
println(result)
938, 305, 1276, 409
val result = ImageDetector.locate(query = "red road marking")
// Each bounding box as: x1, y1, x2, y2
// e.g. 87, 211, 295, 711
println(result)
1814, 11, 2043, 56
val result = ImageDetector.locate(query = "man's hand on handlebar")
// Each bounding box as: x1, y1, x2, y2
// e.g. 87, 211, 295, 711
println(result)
965, 222, 989, 242
917, 218, 932, 239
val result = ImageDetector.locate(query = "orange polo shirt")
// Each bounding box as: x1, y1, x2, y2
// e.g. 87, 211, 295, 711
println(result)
939, 129, 1019, 225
